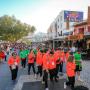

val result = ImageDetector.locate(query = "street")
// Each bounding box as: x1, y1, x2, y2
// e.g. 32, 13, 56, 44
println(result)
0, 59, 90, 90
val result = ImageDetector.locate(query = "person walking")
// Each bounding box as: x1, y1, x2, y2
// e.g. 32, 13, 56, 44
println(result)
0, 48, 5, 63
42, 49, 49, 90
20, 48, 27, 68
54, 48, 61, 78
59, 49, 65, 75
74, 51, 83, 81
28, 50, 36, 77
64, 55, 76, 89
36, 49, 43, 78
8, 52, 20, 81
48, 51, 58, 82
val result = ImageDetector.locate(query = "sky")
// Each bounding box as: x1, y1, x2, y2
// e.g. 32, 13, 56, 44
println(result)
0, 0, 90, 33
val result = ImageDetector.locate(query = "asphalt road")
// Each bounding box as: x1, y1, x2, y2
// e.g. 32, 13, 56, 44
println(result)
0, 58, 90, 90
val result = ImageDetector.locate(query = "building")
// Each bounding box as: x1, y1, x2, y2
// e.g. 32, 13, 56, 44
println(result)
72, 7, 90, 49
47, 10, 83, 49
25, 32, 48, 48
63, 7, 90, 59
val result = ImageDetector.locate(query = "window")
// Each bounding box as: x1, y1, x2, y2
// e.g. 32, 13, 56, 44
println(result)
58, 19, 59, 22
88, 26, 90, 32
58, 25, 59, 29
60, 16, 62, 21
61, 24, 62, 28
79, 28, 84, 34
58, 32, 60, 36
61, 31, 62, 36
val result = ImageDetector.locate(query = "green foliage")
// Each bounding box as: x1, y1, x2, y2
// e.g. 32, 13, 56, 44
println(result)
0, 15, 36, 42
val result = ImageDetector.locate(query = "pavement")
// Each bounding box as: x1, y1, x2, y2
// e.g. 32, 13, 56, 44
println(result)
22, 79, 70, 90
0, 59, 90, 90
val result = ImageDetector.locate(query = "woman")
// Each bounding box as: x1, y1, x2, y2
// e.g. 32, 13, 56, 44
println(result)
8, 52, 20, 81
28, 50, 36, 76
64, 55, 76, 89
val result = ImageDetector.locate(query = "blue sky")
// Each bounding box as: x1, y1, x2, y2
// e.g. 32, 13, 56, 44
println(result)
0, 0, 90, 33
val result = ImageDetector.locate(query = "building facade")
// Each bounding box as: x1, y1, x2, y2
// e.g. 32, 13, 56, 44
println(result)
47, 10, 83, 49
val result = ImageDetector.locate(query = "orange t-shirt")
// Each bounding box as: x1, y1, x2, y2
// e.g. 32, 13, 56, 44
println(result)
66, 62, 76, 77
36, 51, 43, 66
48, 55, 56, 70
8, 56, 20, 66
0, 51, 5, 59
42, 53, 49, 70
28, 52, 35, 64
54, 50, 61, 64
65, 52, 70, 61
60, 51, 65, 62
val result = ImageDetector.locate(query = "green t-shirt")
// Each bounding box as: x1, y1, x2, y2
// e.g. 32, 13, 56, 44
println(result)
74, 52, 82, 65
33, 49, 37, 55
20, 50, 27, 59
25, 49, 30, 56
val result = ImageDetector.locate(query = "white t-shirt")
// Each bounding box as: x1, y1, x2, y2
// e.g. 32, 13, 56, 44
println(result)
71, 47, 76, 52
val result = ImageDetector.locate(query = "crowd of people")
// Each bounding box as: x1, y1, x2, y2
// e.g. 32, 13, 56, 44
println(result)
0, 43, 83, 90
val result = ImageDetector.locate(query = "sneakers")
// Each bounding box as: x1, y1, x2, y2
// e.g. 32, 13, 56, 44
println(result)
45, 88, 49, 90
78, 78, 83, 82
42, 81, 45, 84
64, 82, 67, 89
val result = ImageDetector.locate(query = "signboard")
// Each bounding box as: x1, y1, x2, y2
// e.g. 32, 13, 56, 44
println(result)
67, 34, 84, 41
64, 11, 83, 22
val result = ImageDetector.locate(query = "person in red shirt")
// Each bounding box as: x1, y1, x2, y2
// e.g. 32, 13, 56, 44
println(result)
48, 51, 58, 82
64, 55, 76, 89
59, 49, 65, 75
65, 50, 70, 62
28, 50, 36, 76
36, 49, 43, 78
0, 49, 5, 62
42, 49, 49, 90
54, 48, 61, 78
8, 52, 20, 81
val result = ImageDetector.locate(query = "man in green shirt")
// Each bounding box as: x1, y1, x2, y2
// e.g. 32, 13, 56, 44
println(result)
74, 51, 82, 81
20, 48, 28, 68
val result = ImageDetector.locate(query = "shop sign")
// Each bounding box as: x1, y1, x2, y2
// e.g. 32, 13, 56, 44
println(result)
84, 32, 90, 35
68, 34, 83, 40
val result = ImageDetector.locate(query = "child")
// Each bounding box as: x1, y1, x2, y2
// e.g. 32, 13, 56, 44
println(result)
64, 55, 76, 89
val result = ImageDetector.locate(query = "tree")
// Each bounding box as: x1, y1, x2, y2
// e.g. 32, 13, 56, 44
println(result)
31, 26, 36, 33
0, 15, 36, 42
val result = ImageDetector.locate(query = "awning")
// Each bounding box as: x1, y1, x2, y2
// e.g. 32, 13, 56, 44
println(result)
66, 34, 84, 41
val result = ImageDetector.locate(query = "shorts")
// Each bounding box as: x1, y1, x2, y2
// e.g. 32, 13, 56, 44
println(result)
75, 65, 82, 72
